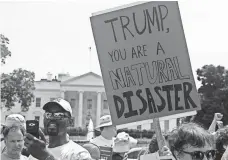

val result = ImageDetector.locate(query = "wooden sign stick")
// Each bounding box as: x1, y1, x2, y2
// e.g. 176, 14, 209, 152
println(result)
153, 118, 166, 155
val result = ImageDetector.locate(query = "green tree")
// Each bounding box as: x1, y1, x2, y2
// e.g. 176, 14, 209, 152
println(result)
1, 68, 36, 111
1, 34, 11, 64
193, 65, 228, 128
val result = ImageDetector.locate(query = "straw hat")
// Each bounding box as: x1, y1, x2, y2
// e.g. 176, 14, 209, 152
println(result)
96, 115, 113, 130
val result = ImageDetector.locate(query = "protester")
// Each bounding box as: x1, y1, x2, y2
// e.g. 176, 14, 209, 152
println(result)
168, 122, 216, 160
83, 143, 100, 160
208, 113, 223, 134
215, 126, 228, 160
1, 125, 28, 160
112, 132, 137, 160
1, 114, 26, 154
90, 115, 117, 147
25, 98, 91, 160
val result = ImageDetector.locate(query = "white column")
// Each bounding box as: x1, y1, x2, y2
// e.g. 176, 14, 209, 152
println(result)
164, 120, 169, 133
78, 91, 83, 127
60, 90, 65, 99
96, 92, 102, 126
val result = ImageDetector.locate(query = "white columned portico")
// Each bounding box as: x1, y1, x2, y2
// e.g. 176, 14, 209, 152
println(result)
96, 92, 102, 126
60, 90, 65, 99
78, 91, 84, 127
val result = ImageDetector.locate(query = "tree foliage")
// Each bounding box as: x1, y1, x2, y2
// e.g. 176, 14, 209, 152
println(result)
1, 34, 11, 64
193, 65, 228, 128
1, 68, 36, 111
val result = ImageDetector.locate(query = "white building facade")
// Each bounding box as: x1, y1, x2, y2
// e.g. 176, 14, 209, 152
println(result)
1, 72, 177, 131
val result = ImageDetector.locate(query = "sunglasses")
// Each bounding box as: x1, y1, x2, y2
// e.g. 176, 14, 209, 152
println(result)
181, 150, 216, 160
44, 112, 69, 120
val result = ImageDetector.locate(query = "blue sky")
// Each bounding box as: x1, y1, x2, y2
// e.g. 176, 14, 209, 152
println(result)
1, 0, 228, 89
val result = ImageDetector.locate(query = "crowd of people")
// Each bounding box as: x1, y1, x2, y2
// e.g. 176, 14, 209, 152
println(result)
1, 98, 228, 160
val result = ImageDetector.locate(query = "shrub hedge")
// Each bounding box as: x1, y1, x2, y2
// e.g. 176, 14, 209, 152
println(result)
41, 127, 155, 138
40, 127, 88, 136
95, 128, 155, 138
117, 129, 155, 139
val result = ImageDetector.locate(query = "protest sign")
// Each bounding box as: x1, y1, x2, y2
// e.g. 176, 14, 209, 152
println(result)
100, 146, 112, 160
91, 1, 201, 126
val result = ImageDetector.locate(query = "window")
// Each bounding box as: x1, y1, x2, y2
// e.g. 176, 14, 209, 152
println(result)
70, 99, 76, 108
35, 116, 40, 122
137, 125, 142, 130
103, 100, 109, 109
36, 98, 41, 107
50, 98, 55, 101
87, 99, 92, 109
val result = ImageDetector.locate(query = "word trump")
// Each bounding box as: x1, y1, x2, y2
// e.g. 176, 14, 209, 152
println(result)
113, 82, 198, 119
104, 5, 169, 42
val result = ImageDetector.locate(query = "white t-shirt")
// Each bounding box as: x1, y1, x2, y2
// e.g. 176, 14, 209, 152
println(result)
90, 136, 114, 148
29, 140, 91, 160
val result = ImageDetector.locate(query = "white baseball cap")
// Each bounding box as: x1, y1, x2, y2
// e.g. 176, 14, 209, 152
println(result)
4, 114, 26, 130
43, 98, 72, 117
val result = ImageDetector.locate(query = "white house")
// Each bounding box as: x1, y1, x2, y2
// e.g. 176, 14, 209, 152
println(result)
1, 72, 180, 132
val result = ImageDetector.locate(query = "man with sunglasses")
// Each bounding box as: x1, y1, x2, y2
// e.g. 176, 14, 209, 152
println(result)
168, 122, 216, 160
25, 98, 91, 160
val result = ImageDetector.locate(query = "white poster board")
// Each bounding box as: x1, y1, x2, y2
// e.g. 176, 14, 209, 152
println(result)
91, 1, 201, 126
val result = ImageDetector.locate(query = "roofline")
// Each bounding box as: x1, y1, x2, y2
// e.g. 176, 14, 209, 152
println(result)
61, 72, 102, 84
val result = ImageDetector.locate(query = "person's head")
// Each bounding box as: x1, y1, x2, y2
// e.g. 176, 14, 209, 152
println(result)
3, 125, 25, 157
215, 126, 228, 154
168, 122, 215, 160
83, 143, 100, 160
101, 125, 117, 138
43, 98, 72, 136
96, 115, 116, 138
3, 114, 26, 131
113, 132, 138, 154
